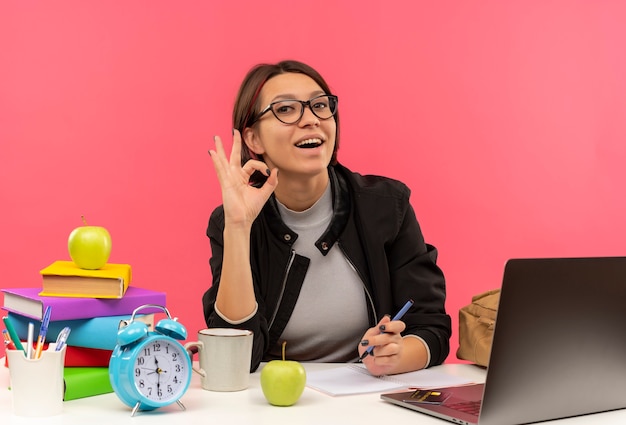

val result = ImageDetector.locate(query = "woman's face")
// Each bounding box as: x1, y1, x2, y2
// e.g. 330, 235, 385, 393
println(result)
243, 72, 337, 181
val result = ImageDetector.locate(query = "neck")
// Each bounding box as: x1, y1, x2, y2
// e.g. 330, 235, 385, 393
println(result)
274, 170, 329, 212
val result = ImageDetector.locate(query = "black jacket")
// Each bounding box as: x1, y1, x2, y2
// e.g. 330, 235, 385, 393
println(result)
203, 163, 451, 372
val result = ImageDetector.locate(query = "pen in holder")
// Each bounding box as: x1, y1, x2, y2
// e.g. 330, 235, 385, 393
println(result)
6, 343, 67, 417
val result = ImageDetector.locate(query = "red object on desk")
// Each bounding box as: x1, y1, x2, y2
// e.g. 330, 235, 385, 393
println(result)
4, 343, 112, 368
64, 345, 113, 367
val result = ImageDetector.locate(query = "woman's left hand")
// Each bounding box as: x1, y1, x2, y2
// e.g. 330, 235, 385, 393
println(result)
358, 315, 406, 376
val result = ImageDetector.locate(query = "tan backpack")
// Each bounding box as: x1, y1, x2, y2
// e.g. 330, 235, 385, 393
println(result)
456, 289, 501, 367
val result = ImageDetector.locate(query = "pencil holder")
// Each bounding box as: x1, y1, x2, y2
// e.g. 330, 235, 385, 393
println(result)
6, 343, 67, 417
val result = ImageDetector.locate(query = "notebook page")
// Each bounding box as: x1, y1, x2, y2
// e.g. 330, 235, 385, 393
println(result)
306, 364, 475, 396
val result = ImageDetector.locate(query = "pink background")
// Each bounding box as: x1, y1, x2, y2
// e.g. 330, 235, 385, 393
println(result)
1, 1, 625, 360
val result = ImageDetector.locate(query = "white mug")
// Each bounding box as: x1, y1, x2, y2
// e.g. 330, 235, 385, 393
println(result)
6, 343, 67, 417
184, 328, 253, 392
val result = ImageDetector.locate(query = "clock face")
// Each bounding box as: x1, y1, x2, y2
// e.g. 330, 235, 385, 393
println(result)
132, 338, 190, 403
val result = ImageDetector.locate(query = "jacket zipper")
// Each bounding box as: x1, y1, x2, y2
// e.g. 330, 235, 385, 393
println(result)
268, 249, 296, 330
338, 241, 377, 326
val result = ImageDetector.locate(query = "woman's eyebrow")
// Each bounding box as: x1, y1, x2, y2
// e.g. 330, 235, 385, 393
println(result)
269, 90, 326, 102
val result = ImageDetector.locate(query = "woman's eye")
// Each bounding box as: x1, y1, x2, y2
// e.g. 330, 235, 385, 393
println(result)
274, 104, 296, 115
312, 101, 328, 110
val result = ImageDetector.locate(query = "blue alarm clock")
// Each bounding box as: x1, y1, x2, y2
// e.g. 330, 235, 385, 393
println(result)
109, 304, 192, 416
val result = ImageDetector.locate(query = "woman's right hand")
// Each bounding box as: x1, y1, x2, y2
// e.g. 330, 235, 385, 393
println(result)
209, 130, 278, 228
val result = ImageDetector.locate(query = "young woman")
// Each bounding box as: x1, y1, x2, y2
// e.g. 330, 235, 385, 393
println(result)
203, 60, 451, 376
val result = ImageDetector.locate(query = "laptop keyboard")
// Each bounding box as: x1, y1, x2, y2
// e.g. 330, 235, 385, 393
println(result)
447, 400, 482, 416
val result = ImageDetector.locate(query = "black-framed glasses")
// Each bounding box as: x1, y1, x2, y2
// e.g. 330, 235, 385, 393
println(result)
251, 94, 338, 125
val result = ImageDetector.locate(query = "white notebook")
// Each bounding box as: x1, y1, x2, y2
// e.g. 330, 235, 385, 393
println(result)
306, 364, 475, 396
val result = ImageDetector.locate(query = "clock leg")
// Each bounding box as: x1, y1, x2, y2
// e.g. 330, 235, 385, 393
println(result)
176, 400, 186, 411
131, 401, 142, 417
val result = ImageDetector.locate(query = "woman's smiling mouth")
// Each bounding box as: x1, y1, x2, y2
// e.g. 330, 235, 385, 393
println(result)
295, 138, 324, 148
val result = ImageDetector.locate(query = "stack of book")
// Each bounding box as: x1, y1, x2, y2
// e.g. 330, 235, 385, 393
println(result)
1, 260, 166, 401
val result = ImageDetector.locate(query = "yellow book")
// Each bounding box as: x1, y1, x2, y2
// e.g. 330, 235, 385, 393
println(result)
39, 260, 132, 299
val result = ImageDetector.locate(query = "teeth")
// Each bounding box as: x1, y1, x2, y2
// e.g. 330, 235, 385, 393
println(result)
296, 138, 322, 147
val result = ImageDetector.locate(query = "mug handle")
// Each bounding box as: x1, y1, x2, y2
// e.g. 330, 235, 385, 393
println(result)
184, 341, 206, 377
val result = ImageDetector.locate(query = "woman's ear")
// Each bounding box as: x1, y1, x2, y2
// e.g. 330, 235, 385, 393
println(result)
242, 127, 265, 156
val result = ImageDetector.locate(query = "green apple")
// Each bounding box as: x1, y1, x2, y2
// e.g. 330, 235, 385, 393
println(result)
68, 216, 112, 270
260, 341, 306, 406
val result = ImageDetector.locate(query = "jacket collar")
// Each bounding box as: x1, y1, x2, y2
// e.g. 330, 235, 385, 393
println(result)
262, 165, 351, 256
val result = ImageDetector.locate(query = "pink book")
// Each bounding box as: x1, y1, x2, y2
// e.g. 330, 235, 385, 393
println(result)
1, 286, 166, 321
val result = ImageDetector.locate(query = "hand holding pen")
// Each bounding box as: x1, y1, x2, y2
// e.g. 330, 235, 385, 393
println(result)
359, 299, 414, 361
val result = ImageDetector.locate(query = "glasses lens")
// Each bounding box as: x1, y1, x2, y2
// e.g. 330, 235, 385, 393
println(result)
271, 100, 303, 124
310, 95, 337, 120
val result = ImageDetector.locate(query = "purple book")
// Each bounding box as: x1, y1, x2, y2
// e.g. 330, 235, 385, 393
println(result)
1, 286, 166, 321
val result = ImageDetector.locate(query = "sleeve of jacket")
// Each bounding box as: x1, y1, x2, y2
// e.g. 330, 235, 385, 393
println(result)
389, 201, 452, 367
201, 206, 269, 372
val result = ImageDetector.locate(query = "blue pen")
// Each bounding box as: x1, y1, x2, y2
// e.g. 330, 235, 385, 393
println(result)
35, 305, 52, 359
359, 299, 414, 361
55, 326, 71, 351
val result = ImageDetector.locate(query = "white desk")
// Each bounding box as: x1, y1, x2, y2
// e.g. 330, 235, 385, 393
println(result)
1, 362, 625, 424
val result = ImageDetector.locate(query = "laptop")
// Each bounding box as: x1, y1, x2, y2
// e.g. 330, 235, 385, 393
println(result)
381, 257, 626, 425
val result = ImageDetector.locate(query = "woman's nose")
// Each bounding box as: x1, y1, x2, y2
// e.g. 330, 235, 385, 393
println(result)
299, 105, 320, 127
